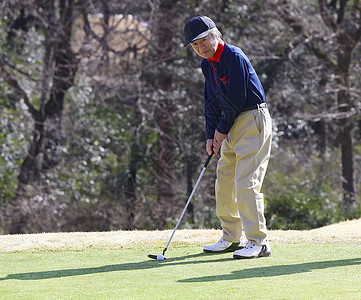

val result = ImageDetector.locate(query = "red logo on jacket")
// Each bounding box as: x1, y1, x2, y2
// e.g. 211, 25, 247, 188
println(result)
220, 75, 228, 84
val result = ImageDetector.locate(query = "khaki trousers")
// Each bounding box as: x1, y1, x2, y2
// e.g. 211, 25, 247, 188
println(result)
215, 107, 272, 246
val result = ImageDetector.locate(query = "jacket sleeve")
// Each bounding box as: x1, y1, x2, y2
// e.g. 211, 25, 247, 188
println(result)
216, 53, 249, 135
204, 79, 222, 140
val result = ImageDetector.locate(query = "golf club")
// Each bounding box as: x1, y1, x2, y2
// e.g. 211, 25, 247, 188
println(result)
148, 151, 213, 260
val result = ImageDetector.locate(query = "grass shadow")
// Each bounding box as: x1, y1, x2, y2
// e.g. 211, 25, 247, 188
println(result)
178, 257, 361, 282
0, 252, 229, 281
1, 251, 360, 282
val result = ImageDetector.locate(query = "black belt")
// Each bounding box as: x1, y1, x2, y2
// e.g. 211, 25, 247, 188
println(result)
243, 102, 267, 112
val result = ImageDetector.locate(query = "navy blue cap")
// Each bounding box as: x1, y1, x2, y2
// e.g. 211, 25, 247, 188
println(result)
184, 16, 216, 47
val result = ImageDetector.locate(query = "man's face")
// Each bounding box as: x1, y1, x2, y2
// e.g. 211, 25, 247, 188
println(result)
190, 33, 219, 59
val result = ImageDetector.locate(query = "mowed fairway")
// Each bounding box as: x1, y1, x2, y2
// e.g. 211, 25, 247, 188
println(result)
0, 221, 360, 299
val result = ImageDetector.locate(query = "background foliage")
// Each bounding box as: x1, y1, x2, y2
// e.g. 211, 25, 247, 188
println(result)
0, 0, 360, 233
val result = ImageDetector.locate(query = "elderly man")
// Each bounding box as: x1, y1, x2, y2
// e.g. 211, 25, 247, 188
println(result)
184, 16, 272, 259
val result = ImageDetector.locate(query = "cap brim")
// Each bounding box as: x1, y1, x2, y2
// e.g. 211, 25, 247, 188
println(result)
183, 29, 212, 47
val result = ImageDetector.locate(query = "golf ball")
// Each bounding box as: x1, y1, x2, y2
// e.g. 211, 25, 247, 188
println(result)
157, 254, 164, 261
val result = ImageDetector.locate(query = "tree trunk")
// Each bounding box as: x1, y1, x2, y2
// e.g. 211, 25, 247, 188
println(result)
8, 0, 78, 233
313, 119, 328, 158
123, 96, 143, 230
153, 0, 175, 228
186, 155, 198, 224
336, 29, 357, 211
276, 0, 359, 212
337, 76, 356, 211
340, 115, 356, 210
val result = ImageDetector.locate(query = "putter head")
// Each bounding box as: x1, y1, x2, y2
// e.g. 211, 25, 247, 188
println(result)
148, 254, 166, 260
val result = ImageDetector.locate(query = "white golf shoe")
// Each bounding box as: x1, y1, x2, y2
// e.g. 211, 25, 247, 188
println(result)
203, 238, 244, 253
233, 240, 271, 259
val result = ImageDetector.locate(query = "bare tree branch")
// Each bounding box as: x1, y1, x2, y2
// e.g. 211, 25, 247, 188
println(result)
275, 1, 339, 69
353, 0, 361, 41
0, 55, 37, 82
337, 0, 348, 25
296, 108, 358, 122
318, 0, 337, 31
0, 59, 39, 118
82, 13, 143, 58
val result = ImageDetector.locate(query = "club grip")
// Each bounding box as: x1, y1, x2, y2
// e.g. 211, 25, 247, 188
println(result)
204, 150, 214, 168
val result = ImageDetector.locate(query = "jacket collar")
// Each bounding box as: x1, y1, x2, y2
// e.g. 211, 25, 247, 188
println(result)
210, 39, 225, 62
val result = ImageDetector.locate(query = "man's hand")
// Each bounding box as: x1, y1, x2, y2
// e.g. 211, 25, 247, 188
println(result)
213, 130, 228, 155
206, 130, 228, 156
206, 139, 214, 156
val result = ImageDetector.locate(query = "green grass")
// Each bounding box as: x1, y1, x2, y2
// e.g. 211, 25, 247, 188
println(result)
0, 243, 360, 299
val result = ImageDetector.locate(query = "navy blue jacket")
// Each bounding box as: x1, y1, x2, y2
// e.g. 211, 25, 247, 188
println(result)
201, 41, 266, 139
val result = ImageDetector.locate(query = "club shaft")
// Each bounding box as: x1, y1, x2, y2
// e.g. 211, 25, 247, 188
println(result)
163, 166, 207, 253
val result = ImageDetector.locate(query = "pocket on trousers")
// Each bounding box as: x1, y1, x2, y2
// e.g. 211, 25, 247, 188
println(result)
226, 133, 231, 144
252, 111, 263, 134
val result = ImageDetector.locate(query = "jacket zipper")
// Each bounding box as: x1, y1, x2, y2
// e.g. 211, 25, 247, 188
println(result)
209, 59, 220, 86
